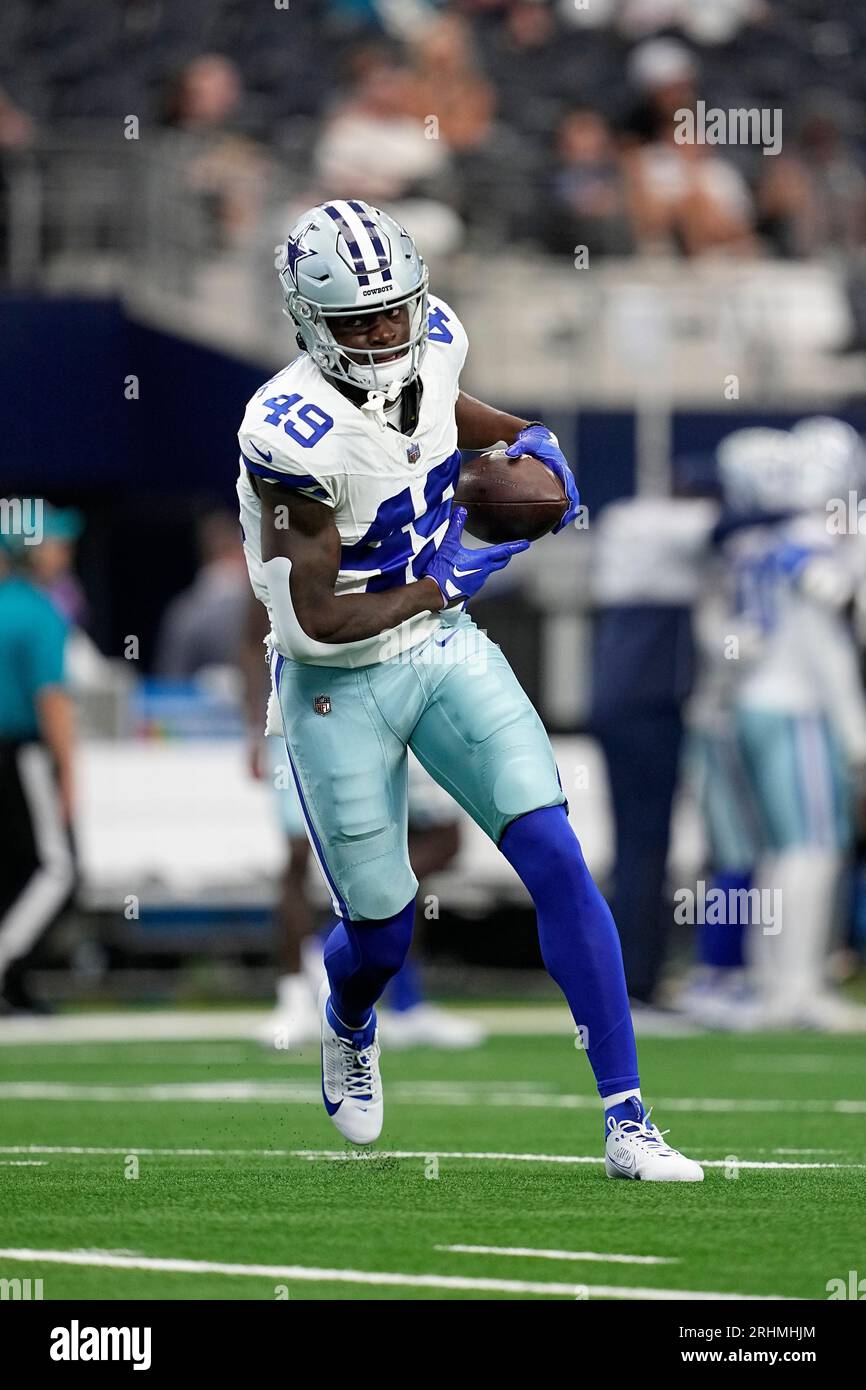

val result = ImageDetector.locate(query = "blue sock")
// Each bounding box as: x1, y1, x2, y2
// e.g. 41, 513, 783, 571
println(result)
387, 956, 424, 1013
699, 872, 749, 969
500, 805, 641, 1122
323, 900, 415, 1029
604, 1094, 646, 1129
324, 997, 377, 1050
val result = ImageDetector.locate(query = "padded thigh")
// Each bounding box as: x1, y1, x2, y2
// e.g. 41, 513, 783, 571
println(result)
275, 658, 418, 921
409, 633, 564, 842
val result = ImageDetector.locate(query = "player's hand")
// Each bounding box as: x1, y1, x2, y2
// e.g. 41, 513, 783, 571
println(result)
247, 736, 265, 781
421, 505, 529, 606
505, 424, 580, 533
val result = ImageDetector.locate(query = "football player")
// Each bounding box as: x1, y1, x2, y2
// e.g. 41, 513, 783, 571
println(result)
706, 422, 866, 1029
237, 198, 702, 1180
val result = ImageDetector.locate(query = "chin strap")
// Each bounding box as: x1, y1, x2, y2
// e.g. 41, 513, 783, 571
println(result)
360, 378, 404, 430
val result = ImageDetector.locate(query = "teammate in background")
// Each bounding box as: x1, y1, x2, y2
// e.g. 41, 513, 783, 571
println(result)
590, 483, 718, 1017
695, 422, 866, 1030
237, 199, 703, 1179
0, 513, 76, 1014
155, 511, 251, 679
242, 593, 485, 1049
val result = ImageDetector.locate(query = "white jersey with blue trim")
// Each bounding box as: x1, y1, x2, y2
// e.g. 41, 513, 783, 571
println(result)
237, 295, 468, 669
720, 513, 866, 761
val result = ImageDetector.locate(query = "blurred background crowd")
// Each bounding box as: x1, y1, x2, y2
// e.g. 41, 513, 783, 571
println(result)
3, 0, 866, 1040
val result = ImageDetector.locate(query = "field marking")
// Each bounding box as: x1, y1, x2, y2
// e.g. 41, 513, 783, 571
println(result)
0, 1005, 702, 1044
436, 1244, 677, 1266
1, 1079, 865, 1115
294, 1148, 866, 1171
0, 1144, 861, 1171
0, 1248, 793, 1300
0, 1160, 47, 1166
0, 1145, 304, 1158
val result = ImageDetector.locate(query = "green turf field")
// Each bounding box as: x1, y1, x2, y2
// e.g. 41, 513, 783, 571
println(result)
0, 1019, 864, 1300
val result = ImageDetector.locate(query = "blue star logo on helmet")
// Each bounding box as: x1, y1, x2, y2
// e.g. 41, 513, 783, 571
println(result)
283, 227, 314, 286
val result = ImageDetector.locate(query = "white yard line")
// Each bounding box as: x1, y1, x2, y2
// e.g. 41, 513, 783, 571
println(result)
0, 1079, 864, 1116
0, 1144, 859, 1172
436, 1244, 677, 1265
0, 1005, 702, 1044
294, 1148, 866, 1171
0, 1248, 793, 1300
0, 1145, 300, 1158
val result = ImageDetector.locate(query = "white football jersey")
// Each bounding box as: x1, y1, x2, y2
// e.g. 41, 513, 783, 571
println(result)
722, 514, 866, 760
237, 296, 468, 668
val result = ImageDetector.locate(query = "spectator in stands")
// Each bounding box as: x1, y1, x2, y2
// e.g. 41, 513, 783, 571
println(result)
757, 104, 866, 259
542, 107, 634, 258
0, 85, 36, 278
161, 54, 273, 250
0, 87, 35, 150
154, 511, 250, 678
482, 0, 579, 140
622, 39, 758, 256
403, 13, 494, 153
618, 0, 761, 47
312, 48, 463, 256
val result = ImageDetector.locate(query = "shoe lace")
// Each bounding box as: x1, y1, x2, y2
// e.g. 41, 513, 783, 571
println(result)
337, 1034, 378, 1101
609, 1106, 672, 1151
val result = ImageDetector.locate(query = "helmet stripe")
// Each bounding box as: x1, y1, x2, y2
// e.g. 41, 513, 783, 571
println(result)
346, 200, 393, 283
323, 202, 371, 286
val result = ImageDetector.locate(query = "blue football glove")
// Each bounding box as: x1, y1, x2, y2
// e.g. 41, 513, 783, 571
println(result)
505, 423, 580, 533
422, 506, 529, 606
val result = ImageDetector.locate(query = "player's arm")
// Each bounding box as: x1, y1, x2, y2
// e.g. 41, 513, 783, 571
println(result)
455, 393, 581, 534
259, 480, 445, 645
455, 392, 529, 450
37, 687, 75, 824
258, 479, 526, 645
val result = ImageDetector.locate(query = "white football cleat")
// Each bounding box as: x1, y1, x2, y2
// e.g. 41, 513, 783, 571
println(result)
320, 987, 383, 1145
605, 1103, 704, 1182
767, 991, 866, 1034
378, 1003, 487, 1050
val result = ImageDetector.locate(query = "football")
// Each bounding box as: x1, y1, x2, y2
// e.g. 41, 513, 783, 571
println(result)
454, 448, 567, 542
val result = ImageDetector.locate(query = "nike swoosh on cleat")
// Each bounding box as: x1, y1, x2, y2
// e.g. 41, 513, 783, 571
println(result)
322, 1086, 343, 1117
250, 442, 273, 462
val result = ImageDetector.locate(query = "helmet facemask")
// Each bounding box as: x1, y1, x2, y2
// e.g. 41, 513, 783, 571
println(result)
284, 271, 429, 396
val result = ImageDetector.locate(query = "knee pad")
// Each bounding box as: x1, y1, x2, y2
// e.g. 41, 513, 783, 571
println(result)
345, 860, 418, 923
492, 751, 564, 827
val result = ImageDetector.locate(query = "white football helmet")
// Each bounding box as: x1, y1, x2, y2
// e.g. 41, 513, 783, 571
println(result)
276, 199, 429, 393
716, 427, 805, 513
790, 416, 866, 510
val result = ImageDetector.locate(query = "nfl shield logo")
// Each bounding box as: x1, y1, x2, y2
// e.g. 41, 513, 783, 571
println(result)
406, 442, 421, 464
313, 694, 332, 716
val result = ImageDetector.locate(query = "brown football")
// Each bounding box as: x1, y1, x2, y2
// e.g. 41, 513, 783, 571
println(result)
453, 448, 567, 543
